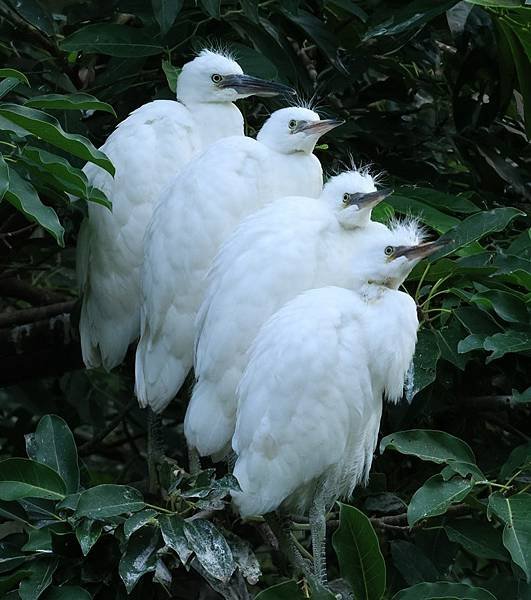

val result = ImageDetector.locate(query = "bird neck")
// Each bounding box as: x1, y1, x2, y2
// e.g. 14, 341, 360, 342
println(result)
187, 102, 245, 146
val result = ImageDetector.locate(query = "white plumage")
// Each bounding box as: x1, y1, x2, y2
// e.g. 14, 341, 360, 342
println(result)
187, 169, 392, 458
135, 107, 342, 412
77, 49, 293, 370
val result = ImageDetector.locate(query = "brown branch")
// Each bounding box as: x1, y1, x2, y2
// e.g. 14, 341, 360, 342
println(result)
0, 301, 75, 329
0, 278, 69, 306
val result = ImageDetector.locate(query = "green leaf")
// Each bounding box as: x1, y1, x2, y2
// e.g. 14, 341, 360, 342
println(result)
0, 570, 31, 595
199, 0, 221, 18
483, 330, 531, 363
159, 514, 193, 564
389, 193, 461, 233
0, 458, 66, 501
470, 290, 528, 324
488, 492, 531, 582
21, 528, 52, 552
0, 78, 22, 100
467, 0, 522, 5
255, 580, 306, 600
75, 519, 103, 556
390, 540, 438, 585
42, 586, 92, 600
7, 0, 54, 35
25, 415, 80, 494
18, 557, 59, 600
392, 581, 497, 600
118, 526, 159, 593
4, 168, 64, 246
124, 508, 157, 539
444, 520, 509, 561
0, 543, 27, 574
500, 441, 531, 480
331, 502, 386, 600
161, 60, 181, 94
152, 0, 183, 35
0, 153, 8, 201
25, 93, 116, 116
380, 430, 476, 465
60, 23, 163, 57
183, 519, 235, 582
0, 69, 29, 85
407, 475, 474, 526
0, 500, 29, 524
394, 186, 479, 215
76, 484, 144, 519
0, 103, 114, 174
432, 208, 524, 259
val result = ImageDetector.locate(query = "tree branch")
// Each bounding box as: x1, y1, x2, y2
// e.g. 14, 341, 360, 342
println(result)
0, 277, 69, 306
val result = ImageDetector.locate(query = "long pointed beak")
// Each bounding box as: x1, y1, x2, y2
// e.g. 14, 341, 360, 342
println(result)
346, 187, 394, 209
393, 238, 451, 261
219, 74, 296, 97
294, 118, 345, 136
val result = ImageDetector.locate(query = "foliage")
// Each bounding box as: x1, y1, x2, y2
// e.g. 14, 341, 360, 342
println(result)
0, 0, 530, 599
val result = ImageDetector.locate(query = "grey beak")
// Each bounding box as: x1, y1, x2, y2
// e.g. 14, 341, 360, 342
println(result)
393, 238, 451, 261
346, 187, 394, 209
219, 74, 296, 97
294, 118, 345, 136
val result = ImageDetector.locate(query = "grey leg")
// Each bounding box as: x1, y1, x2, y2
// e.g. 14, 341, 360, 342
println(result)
188, 445, 201, 475
309, 494, 328, 586
147, 407, 164, 494
264, 512, 313, 579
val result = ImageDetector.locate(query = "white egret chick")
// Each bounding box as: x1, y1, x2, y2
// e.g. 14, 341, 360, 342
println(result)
135, 107, 342, 412
187, 169, 392, 458
77, 49, 294, 371
232, 223, 447, 583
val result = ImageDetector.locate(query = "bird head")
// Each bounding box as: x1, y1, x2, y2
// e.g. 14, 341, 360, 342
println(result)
352, 219, 448, 290
321, 170, 393, 228
256, 107, 344, 154
176, 50, 295, 104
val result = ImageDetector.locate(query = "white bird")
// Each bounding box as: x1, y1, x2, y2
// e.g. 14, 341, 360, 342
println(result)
186, 168, 392, 458
77, 49, 293, 371
231, 222, 446, 583
135, 107, 342, 412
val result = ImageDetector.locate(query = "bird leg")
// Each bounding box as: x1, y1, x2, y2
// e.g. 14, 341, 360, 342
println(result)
309, 496, 328, 586
187, 445, 201, 475
147, 407, 164, 494
264, 512, 313, 579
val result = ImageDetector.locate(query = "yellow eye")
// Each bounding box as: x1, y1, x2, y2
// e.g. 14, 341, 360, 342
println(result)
342, 193, 350, 204
288, 119, 297, 130
211, 74, 223, 83
384, 246, 394, 256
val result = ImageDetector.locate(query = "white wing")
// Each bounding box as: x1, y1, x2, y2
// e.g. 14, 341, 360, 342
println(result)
187, 197, 335, 457
135, 137, 265, 412
77, 101, 201, 370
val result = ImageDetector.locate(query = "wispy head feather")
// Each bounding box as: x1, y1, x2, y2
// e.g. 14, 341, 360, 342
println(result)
194, 42, 237, 63
387, 215, 428, 245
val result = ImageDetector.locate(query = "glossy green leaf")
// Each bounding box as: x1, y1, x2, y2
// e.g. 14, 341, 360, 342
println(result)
0, 78, 21, 100
0, 103, 114, 174
0, 570, 31, 595
390, 540, 438, 585
0, 499, 28, 524
124, 508, 157, 539
183, 519, 235, 582
159, 514, 193, 564
7, 0, 54, 35
392, 581, 497, 600
118, 525, 159, 593
410, 328, 441, 396
394, 186, 479, 214
467, 0, 522, 5
390, 193, 460, 233
255, 580, 306, 599
60, 24, 163, 57
0, 69, 29, 85
332, 502, 386, 600
0, 543, 27, 574
488, 492, 531, 581
199, 0, 221, 17
484, 330, 531, 363
25, 93, 115, 115
432, 208, 524, 259
42, 586, 92, 600
25, 415, 79, 494
444, 520, 508, 561
380, 430, 476, 465
4, 168, 64, 246
76, 484, 144, 519
152, 0, 184, 35
407, 475, 473, 526
0, 153, 8, 201
18, 557, 59, 600
500, 441, 531, 480
21, 527, 52, 552
75, 519, 103, 556
0, 458, 66, 501
162, 61, 181, 94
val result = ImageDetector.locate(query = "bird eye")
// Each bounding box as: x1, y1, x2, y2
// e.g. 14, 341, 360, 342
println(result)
384, 246, 394, 256
288, 119, 297, 130
342, 193, 350, 204
211, 74, 223, 83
